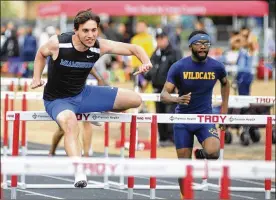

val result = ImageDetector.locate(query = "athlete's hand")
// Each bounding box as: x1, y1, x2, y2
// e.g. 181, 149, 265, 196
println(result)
176, 92, 191, 105
133, 63, 153, 75
98, 79, 109, 86
30, 79, 45, 89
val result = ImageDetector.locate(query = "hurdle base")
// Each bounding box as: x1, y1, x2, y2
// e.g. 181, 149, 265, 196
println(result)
19, 184, 105, 189
108, 181, 125, 189
6, 180, 105, 189
150, 188, 155, 199
201, 179, 208, 191
11, 187, 16, 199
128, 188, 133, 199
265, 190, 271, 199
18, 182, 26, 189
207, 183, 275, 193
107, 181, 205, 190
1, 182, 8, 189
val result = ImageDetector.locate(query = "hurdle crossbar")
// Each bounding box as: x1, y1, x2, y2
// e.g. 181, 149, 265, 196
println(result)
5, 111, 276, 125
2, 112, 275, 199
1, 91, 275, 106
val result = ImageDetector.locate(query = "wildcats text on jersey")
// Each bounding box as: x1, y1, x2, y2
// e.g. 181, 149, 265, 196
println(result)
183, 72, 215, 80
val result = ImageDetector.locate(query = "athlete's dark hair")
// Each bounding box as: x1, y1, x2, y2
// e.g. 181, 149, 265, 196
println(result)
188, 30, 209, 40
74, 9, 100, 30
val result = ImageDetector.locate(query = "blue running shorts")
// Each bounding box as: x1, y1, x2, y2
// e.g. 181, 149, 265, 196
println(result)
44, 85, 118, 122
173, 123, 219, 149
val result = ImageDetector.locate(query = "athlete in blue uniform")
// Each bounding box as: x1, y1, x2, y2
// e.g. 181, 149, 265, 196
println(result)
161, 30, 230, 197
30, 9, 152, 188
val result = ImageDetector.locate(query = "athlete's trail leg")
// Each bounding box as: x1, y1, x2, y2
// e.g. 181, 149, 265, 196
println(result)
82, 122, 93, 157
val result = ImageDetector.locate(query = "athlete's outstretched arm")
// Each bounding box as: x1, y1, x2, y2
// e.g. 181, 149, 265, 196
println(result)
161, 82, 191, 105
98, 39, 152, 74
31, 35, 59, 89
219, 77, 230, 114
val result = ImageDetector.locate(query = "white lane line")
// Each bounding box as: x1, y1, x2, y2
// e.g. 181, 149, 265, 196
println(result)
41, 175, 74, 183
136, 176, 256, 199
233, 178, 275, 188
89, 180, 165, 199
134, 176, 177, 185
109, 187, 165, 199
40, 175, 257, 199
5, 188, 64, 199
210, 190, 256, 200
41, 175, 165, 199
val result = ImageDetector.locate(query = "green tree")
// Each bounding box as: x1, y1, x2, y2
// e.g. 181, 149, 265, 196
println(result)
1, 1, 20, 19
136, 15, 161, 26
117, 15, 161, 27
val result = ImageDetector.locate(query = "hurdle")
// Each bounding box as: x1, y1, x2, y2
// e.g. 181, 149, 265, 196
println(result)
2, 156, 275, 199
1, 91, 275, 155
0, 79, 98, 156
2, 111, 275, 199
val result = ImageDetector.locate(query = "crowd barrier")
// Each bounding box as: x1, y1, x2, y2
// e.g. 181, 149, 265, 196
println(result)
1, 111, 275, 199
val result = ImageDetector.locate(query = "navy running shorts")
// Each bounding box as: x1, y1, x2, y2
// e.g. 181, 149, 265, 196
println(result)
173, 123, 220, 149
44, 85, 118, 122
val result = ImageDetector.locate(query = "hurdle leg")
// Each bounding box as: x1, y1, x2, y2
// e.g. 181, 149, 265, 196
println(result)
183, 165, 193, 200
19, 94, 27, 189
150, 115, 157, 199
2, 146, 8, 189
202, 159, 208, 191
218, 130, 225, 187
104, 122, 109, 189
128, 116, 136, 199
19, 144, 27, 189
119, 122, 126, 189
2, 120, 13, 189
219, 166, 230, 200
265, 117, 272, 199
2, 94, 9, 189
11, 113, 20, 199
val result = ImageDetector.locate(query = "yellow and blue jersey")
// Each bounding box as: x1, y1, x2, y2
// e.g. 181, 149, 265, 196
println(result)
167, 56, 226, 114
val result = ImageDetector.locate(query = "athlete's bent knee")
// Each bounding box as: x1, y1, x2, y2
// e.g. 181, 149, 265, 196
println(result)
133, 93, 142, 108
57, 110, 78, 133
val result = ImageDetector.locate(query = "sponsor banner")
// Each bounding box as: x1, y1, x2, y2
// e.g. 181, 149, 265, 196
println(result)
255, 97, 275, 104
6, 112, 15, 120
6, 111, 52, 121
1, 157, 275, 179
136, 115, 152, 122
30, 112, 52, 121
77, 112, 131, 123
158, 114, 275, 125
73, 162, 119, 176
5, 112, 275, 125
213, 95, 275, 105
